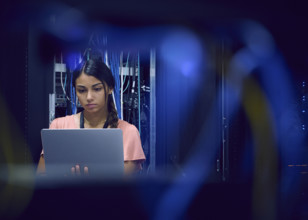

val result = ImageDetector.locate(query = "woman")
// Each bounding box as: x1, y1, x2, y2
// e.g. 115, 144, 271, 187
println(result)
37, 58, 146, 175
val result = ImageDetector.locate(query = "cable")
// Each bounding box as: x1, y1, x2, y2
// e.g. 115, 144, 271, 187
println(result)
122, 55, 131, 93
64, 73, 67, 92
109, 51, 121, 118
127, 54, 137, 123
120, 52, 130, 120
123, 79, 130, 93
60, 71, 71, 101
112, 92, 117, 111
70, 71, 77, 114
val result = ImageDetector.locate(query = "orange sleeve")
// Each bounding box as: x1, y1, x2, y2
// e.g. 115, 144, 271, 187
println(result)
122, 123, 146, 162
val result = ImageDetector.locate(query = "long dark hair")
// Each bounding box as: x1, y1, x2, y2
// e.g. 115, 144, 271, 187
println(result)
73, 58, 119, 128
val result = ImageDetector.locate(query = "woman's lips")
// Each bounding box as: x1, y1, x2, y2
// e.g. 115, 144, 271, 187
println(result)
86, 104, 97, 109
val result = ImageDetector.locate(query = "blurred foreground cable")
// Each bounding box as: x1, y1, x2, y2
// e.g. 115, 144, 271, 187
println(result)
0, 93, 35, 219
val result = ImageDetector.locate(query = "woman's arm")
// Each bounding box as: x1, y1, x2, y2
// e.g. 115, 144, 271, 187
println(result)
37, 155, 46, 175
124, 160, 142, 175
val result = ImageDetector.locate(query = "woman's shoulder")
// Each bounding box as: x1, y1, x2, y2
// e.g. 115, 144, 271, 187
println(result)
50, 114, 78, 129
117, 120, 139, 133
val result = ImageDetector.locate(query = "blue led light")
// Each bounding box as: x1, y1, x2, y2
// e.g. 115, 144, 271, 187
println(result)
302, 110, 306, 113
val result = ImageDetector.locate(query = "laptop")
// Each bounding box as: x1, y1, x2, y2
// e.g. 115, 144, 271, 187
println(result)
41, 129, 124, 179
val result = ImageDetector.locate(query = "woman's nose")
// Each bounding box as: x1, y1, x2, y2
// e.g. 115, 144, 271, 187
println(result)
86, 91, 94, 101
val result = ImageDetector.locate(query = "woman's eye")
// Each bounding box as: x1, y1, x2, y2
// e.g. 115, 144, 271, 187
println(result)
77, 89, 85, 93
94, 87, 102, 92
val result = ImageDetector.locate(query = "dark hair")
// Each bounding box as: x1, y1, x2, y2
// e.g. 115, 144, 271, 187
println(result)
73, 58, 119, 128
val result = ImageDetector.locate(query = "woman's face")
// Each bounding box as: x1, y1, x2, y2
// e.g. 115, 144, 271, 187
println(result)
75, 72, 112, 114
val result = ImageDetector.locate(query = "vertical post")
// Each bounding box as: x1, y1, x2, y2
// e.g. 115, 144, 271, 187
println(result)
149, 49, 156, 173
49, 94, 55, 125
221, 40, 228, 182
138, 52, 141, 133
120, 52, 124, 120
49, 56, 56, 125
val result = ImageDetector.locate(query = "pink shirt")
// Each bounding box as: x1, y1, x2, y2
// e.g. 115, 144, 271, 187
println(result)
42, 115, 146, 162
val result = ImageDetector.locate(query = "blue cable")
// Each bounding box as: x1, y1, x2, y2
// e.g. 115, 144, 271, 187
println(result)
123, 80, 130, 93
70, 72, 73, 114
109, 52, 121, 119
64, 73, 67, 93
70, 71, 76, 114
73, 87, 77, 114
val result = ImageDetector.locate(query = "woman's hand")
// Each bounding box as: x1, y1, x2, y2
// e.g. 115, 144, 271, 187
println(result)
71, 164, 89, 176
